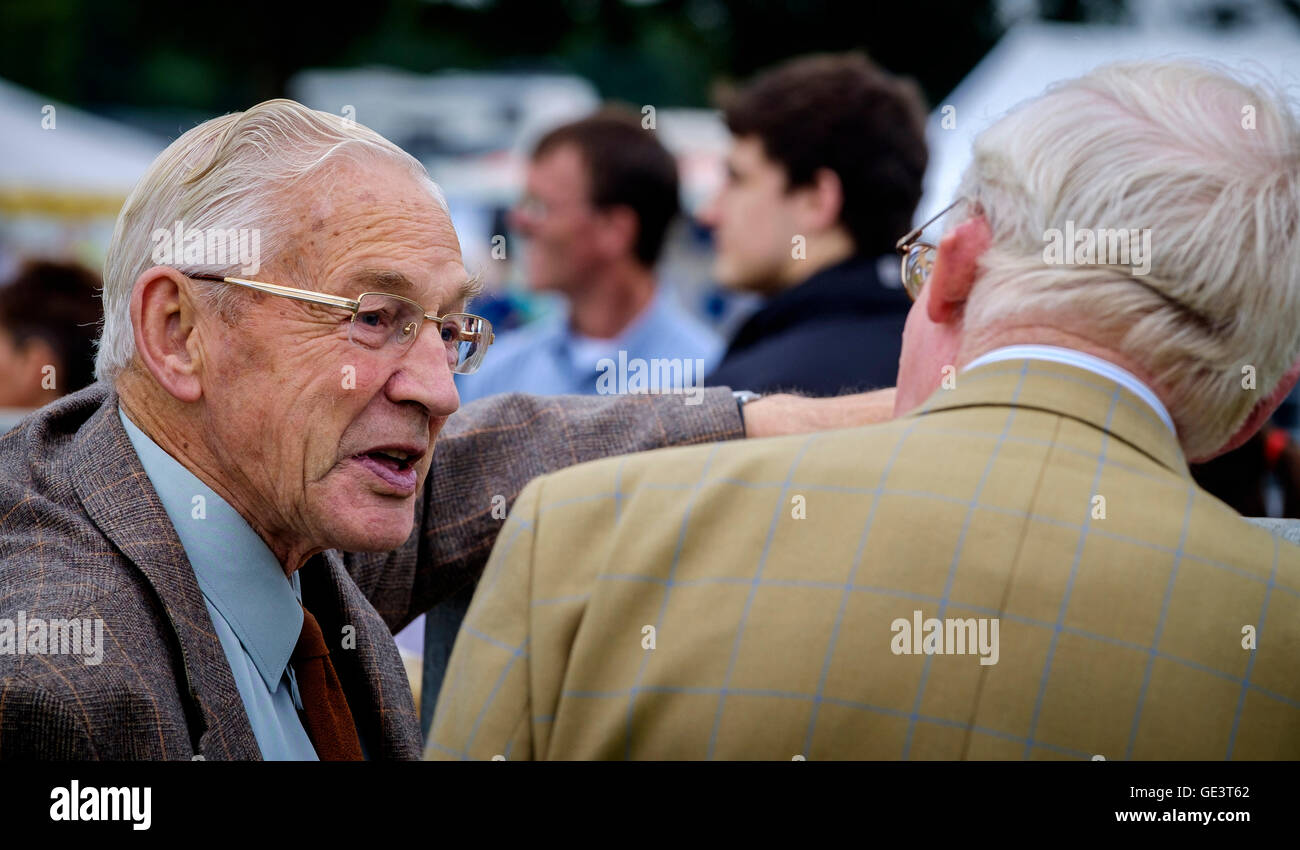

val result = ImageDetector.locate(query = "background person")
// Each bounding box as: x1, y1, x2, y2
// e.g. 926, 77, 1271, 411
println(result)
701, 52, 927, 396
426, 109, 727, 704
457, 108, 721, 404
0, 259, 102, 410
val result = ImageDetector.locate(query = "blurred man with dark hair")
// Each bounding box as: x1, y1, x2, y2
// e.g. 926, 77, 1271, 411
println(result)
457, 108, 721, 404
702, 52, 928, 396
0, 259, 102, 408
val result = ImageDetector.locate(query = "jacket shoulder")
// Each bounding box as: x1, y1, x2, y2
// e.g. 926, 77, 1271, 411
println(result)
532, 419, 908, 507
1, 383, 135, 608
0, 383, 110, 495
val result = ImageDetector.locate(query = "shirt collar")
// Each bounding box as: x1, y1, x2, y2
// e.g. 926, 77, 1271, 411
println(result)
556, 287, 675, 373
962, 344, 1177, 437
614, 288, 676, 354
117, 407, 303, 691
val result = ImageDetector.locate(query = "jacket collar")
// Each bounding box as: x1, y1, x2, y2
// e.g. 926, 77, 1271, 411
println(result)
117, 407, 301, 694
727, 254, 910, 350
907, 357, 1189, 477
962, 344, 1177, 437
768, 253, 909, 312
69, 385, 262, 759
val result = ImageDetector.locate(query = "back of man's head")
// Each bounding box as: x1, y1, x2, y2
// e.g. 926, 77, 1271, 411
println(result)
0, 259, 102, 403
532, 109, 680, 270
722, 52, 929, 257
954, 61, 1300, 460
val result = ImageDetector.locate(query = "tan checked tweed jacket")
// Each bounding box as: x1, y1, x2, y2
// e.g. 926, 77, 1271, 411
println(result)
428, 358, 1300, 760
0, 383, 742, 759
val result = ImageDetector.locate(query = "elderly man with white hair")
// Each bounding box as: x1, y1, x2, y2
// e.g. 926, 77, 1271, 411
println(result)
0, 100, 892, 760
428, 60, 1300, 760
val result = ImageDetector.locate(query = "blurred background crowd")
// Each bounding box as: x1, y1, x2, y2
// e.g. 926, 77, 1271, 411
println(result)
3, 0, 1299, 720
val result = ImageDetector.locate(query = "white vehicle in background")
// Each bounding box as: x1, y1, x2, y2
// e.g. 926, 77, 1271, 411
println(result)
290, 67, 601, 205
289, 66, 731, 311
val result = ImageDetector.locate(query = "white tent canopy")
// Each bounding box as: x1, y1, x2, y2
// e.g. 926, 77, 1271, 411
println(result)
919, 19, 1300, 224
0, 76, 165, 205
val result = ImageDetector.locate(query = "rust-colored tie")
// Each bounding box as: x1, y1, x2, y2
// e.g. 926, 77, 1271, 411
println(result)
292, 605, 364, 761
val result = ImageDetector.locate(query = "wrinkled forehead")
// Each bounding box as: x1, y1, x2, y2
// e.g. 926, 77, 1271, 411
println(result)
276, 158, 468, 307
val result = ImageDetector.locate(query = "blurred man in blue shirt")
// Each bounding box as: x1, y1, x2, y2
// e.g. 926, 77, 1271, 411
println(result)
457, 110, 721, 404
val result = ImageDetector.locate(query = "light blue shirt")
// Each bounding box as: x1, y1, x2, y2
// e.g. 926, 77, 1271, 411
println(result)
118, 408, 319, 760
457, 287, 723, 404
963, 344, 1177, 437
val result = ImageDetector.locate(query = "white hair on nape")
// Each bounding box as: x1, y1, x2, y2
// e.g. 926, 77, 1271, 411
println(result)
96, 98, 448, 384
953, 59, 1300, 460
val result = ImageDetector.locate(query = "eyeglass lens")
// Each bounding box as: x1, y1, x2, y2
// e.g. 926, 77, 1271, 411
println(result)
350, 293, 489, 374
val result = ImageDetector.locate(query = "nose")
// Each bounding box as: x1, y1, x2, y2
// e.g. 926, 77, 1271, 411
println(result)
697, 189, 722, 230
508, 201, 535, 237
382, 326, 460, 419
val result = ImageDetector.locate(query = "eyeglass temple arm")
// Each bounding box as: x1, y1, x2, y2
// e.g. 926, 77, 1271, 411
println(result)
189, 273, 360, 312
191, 273, 496, 345
896, 198, 968, 253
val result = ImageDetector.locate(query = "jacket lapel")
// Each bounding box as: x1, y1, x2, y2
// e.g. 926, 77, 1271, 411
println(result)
909, 358, 1189, 477
69, 387, 261, 760
300, 550, 422, 759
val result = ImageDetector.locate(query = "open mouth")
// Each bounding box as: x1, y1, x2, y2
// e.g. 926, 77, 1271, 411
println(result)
352, 448, 421, 494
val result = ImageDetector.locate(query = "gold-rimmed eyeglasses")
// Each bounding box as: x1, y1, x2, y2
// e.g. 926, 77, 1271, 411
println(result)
895, 197, 966, 301
188, 273, 495, 375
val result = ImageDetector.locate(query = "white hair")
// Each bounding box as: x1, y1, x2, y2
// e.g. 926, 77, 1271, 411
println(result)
955, 60, 1300, 460
96, 98, 448, 383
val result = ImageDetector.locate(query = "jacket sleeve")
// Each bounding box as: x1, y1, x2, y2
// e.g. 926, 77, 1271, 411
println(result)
346, 388, 743, 632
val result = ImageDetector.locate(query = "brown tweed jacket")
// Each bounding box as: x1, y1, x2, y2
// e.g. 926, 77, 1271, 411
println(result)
0, 382, 742, 759
429, 359, 1300, 760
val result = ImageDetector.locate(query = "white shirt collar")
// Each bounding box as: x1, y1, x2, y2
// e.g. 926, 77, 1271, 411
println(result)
962, 344, 1177, 437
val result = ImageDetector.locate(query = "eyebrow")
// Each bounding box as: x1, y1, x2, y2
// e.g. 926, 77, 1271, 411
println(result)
352, 269, 416, 294
455, 270, 484, 308
351, 268, 483, 312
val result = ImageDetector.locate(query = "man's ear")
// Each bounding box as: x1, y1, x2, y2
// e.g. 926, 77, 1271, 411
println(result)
797, 167, 845, 232
130, 266, 204, 403
926, 215, 992, 325
1193, 355, 1300, 462
595, 205, 640, 261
